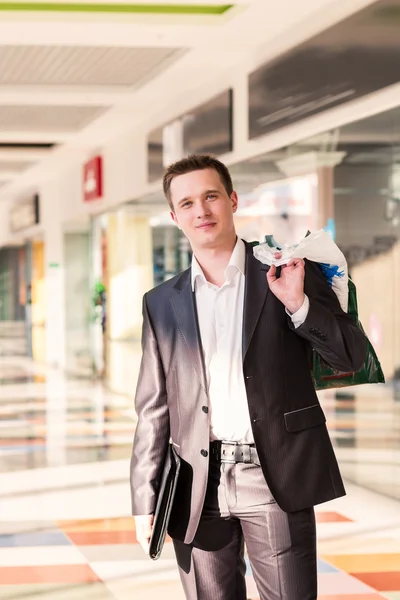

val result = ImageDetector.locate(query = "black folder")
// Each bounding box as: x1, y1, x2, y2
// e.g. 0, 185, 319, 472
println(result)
149, 443, 181, 560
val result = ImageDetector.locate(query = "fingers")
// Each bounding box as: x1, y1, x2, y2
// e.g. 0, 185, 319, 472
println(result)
137, 533, 151, 554
137, 537, 149, 554
138, 536, 150, 554
266, 264, 277, 283
286, 257, 305, 269
135, 515, 154, 554
267, 258, 304, 284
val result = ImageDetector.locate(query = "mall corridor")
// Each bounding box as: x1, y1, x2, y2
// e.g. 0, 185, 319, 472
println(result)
0, 353, 399, 600
1, 0, 400, 598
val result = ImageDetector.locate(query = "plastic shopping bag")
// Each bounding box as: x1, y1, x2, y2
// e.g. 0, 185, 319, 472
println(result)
252, 232, 385, 390
253, 229, 348, 311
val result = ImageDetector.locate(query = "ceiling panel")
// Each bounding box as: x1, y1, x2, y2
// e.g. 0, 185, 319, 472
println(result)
0, 45, 186, 87
0, 105, 107, 132
0, 161, 33, 171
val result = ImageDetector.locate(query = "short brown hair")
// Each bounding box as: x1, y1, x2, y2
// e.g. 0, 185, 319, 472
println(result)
163, 154, 234, 210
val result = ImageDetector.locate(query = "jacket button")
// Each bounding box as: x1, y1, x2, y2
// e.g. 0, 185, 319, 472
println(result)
202, 406, 209, 413
201, 449, 208, 457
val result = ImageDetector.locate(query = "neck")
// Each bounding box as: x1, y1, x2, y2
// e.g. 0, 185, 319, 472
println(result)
193, 234, 238, 287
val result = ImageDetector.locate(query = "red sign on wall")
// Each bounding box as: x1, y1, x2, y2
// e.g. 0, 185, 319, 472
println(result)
83, 155, 103, 202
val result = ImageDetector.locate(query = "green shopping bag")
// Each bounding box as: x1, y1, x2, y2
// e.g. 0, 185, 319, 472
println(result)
312, 275, 385, 390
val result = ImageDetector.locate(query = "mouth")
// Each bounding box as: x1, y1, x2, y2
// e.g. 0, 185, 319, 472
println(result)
196, 222, 216, 230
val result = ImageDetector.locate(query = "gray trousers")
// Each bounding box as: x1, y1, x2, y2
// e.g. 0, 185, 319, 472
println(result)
173, 458, 317, 600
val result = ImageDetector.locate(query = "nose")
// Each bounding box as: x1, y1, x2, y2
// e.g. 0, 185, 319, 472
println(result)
195, 199, 211, 219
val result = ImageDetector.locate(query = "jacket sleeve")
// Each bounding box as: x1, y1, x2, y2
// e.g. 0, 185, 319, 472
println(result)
130, 293, 170, 516
288, 259, 368, 373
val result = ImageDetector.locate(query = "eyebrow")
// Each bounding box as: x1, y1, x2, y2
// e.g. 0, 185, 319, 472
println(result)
177, 189, 220, 207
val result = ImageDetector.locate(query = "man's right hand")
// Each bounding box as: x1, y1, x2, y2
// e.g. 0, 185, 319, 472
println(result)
134, 514, 154, 554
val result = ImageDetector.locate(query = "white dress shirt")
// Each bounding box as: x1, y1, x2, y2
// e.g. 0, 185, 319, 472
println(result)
192, 238, 309, 443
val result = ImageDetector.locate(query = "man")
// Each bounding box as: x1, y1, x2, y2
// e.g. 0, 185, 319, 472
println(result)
130, 154, 367, 600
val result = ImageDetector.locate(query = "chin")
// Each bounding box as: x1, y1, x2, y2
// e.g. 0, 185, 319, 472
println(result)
193, 230, 217, 244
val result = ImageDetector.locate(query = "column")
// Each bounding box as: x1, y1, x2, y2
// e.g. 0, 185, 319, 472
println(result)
40, 180, 66, 369
106, 208, 153, 341
163, 118, 184, 166
106, 207, 154, 395
39, 180, 67, 466
276, 151, 346, 236
317, 165, 335, 233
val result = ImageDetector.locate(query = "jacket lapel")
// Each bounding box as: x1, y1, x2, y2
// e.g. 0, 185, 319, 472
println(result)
170, 269, 207, 393
242, 242, 270, 360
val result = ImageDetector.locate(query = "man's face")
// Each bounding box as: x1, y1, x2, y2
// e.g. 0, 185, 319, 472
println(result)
169, 168, 238, 250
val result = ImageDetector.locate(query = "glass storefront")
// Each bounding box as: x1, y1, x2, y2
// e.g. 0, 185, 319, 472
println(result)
89, 214, 108, 378
0, 247, 25, 322
30, 240, 46, 363
0, 246, 27, 357
152, 225, 191, 286
90, 205, 155, 394
230, 105, 400, 500
89, 195, 190, 396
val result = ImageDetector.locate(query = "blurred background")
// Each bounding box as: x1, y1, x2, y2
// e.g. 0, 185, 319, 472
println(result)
0, 1, 400, 598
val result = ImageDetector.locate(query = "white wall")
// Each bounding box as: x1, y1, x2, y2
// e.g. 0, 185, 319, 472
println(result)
58, 131, 148, 225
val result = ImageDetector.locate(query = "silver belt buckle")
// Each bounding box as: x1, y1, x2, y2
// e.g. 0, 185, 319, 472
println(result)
220, 440, 238, 463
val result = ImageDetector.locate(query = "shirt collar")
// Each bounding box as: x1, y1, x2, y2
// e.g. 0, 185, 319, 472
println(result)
191, 237, 246, 291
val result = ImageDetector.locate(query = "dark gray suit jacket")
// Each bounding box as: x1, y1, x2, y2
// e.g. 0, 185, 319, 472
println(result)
130, 241, 367, 544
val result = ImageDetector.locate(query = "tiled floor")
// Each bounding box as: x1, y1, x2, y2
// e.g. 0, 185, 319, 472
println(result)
0, 355, 399, 599
1, 501, 400, 599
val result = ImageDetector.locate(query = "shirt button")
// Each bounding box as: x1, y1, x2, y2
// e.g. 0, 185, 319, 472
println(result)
201, 449, 208, 457
202, 406, 209, 414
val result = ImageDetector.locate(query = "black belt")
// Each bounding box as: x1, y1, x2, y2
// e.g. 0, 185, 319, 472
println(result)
210, 441, 259, 465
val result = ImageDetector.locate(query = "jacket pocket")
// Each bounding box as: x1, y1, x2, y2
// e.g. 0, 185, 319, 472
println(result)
284, 404, 326, 432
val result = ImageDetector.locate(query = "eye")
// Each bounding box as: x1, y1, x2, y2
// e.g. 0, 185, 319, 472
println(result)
206, 194, 217, 201
182, 201, 192, 208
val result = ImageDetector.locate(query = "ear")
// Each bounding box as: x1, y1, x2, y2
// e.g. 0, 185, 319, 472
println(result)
170, 210, 180, 228
231, 191, 239, 214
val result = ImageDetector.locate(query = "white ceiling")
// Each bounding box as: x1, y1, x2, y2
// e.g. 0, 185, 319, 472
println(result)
0, 0, 380, 197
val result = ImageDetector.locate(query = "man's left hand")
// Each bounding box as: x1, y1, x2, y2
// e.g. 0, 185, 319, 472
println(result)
266, 257, 305, 314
